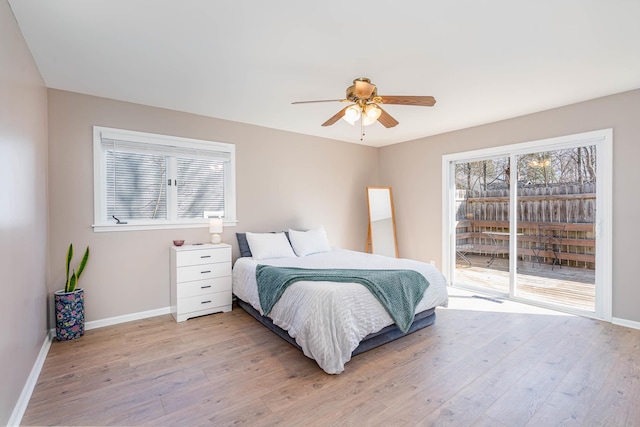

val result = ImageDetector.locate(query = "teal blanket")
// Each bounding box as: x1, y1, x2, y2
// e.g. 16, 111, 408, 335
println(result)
256, 266, 429, 333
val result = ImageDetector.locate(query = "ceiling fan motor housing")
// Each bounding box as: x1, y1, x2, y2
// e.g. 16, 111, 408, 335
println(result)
346, 77, 378, 103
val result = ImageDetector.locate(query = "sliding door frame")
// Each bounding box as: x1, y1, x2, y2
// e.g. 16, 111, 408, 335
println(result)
441, 129, 612, 321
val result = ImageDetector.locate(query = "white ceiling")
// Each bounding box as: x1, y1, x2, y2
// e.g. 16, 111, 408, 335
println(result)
8, 1, 640, 147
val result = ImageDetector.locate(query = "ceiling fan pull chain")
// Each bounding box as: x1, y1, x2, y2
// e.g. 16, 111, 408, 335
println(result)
360, 119, 365, 141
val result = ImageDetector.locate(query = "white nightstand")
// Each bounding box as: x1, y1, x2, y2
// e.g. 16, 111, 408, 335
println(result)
170, 243, 232, 322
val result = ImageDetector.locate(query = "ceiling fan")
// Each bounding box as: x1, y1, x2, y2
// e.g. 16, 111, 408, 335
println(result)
292, 77, 436, 140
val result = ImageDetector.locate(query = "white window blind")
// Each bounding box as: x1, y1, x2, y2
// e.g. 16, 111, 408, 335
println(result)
176, 157, 225, 219
93, 127, 236, 231
105, 149, 168, 220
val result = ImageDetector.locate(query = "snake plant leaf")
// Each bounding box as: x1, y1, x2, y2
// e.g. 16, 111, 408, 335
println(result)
67, 270, 78, 293
76, 247, 90, 281
66, 243, 73, 284
63, 244, 89, 292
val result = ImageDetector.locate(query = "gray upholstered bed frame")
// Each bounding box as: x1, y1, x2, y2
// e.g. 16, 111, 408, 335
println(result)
236, 298, 436, 357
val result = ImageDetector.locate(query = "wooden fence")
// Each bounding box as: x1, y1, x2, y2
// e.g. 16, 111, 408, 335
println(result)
456, 184, 596, 268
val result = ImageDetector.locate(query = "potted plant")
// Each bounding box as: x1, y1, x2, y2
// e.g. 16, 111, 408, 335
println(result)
55, 244, 90, 341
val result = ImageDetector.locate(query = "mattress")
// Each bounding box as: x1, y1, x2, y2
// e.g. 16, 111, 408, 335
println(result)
232, 248, 449, 374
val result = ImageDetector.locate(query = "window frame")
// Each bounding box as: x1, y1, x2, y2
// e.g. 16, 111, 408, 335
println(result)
92, 126, 236, 232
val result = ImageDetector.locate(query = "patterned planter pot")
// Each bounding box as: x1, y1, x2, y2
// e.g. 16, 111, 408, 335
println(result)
55, 288, 84, 341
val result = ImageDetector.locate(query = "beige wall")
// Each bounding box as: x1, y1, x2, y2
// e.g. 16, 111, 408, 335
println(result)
379, 89, 640, 323
0, 1, 49, 423
47, 89, 378, 323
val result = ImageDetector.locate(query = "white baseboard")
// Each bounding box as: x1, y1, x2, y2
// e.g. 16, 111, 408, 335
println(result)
612, 317, 640, 330
10, 306, 170, 426
85, 306, 171, 330
8, 330, 54, 427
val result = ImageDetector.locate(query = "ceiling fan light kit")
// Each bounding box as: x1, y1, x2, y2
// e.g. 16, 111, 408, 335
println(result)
343, 104, 361, 125
292, 77, 436, 141
363, 103, 382, 124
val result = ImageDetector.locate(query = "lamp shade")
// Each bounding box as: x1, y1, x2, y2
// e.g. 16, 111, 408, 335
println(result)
342, 105, 361, 125
362, 104, 382, 126
209, 218, 223, 233
362, 115, 376, 126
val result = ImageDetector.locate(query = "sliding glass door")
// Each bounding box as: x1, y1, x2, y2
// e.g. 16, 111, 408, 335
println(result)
444, 130, 611, 320
454, 155, 512, 295
513, 147, 598, 311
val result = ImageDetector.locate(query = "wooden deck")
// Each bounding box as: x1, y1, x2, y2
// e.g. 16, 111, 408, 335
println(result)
455, 254, 595, 312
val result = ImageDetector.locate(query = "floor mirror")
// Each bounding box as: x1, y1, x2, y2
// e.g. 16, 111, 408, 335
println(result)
366, 186, 398, 258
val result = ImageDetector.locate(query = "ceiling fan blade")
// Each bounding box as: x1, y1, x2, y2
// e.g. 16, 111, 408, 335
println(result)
379, 95, 436, 106
321, 106, 349, 126
292, 99, 346, 104
354, 80, 376, 99
377, 107, 399, 128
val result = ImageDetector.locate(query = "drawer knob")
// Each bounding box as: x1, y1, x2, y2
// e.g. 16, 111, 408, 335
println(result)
201, 300, 211, 304
201, 285, 211, 289
201, 255, 211, 258
201, 270, 211, 274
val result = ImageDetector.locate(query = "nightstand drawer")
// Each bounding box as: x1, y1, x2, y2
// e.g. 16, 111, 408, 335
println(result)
177, 277, 231, 299
178, 291, 232, 313
176, 262, 231, 282
177, 246, 231, 267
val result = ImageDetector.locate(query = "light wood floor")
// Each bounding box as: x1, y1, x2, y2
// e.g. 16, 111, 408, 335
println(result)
22, 288, 640, 426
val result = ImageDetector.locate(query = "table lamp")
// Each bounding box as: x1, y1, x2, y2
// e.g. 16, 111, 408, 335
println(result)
209, 218, 223, 244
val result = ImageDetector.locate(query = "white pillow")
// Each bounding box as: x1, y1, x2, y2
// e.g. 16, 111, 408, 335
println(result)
288, 226, 331, 257
245, 232, 296, 260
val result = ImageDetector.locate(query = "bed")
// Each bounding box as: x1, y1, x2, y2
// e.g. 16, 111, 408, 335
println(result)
232, 229, 449, 374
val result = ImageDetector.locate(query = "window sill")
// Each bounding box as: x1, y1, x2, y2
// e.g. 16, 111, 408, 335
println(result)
92, 220, 238, 233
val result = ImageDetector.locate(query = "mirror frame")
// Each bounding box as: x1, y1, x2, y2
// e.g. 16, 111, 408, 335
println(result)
366, 186, 399, 258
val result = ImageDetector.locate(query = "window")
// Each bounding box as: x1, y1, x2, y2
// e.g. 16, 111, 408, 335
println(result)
93, 126, 236, 232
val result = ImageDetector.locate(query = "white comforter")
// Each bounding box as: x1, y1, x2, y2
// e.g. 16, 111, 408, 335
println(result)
232, 248, 449, 374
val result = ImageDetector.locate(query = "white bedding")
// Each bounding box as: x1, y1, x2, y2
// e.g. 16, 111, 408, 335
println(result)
232, 248, 449, 374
